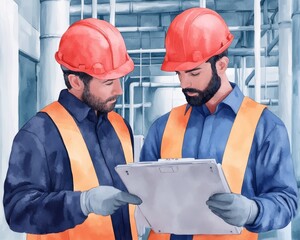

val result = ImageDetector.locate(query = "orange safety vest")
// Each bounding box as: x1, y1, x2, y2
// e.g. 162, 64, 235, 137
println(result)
148, 97, 265, 240
27, 101, 137, 240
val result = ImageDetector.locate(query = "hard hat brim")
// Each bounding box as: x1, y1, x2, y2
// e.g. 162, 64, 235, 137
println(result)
55, 52, 134, 80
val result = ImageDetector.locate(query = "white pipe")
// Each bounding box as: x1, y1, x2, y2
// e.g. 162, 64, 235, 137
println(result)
121, 77, 125, 118
92, 0, 97, 18
70, 1, 193, 15
39, 0, 70, 109
110, 0, 116, 26
200, 0, 206, 8
115, 103, 152, 109
240, 57, 248, 95
81, 0, 84, 20
278, 0, 292, 142
127, 48, 278, 56
118, 25, 280, 33
129, 82, 181, 130
292, 0, 300, 184
130, 82, 139, 129
229, 24, 279, 31
118, 26, 164, 32
254, 0, 261, 102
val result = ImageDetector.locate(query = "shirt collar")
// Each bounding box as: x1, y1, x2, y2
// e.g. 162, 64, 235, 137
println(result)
58, 89, 98, 122
185, 82, 244, 115
220, 82, 244, 114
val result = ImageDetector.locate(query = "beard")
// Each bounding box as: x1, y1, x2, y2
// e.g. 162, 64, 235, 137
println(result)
182, 72, 221, 106
82, 84, 118, 113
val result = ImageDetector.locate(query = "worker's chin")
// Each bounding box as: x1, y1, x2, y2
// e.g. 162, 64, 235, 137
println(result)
103, 102, 116, 112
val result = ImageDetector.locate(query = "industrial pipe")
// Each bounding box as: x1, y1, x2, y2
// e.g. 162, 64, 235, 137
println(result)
127, 48, 278, 56
129, 82, 181, 131
278, 0, 292, 140
92, 0, 97, 18
254, 0, 261, 103
38, 0, 70, 109
110, 0, 116, 26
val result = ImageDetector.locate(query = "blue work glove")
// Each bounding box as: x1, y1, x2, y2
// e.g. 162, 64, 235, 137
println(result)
206, 193, 259, 227
80, 186, 142, 216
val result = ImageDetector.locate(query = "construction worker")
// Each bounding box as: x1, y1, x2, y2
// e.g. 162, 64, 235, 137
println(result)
139, 8, 298, 240
3, 18, 142, 240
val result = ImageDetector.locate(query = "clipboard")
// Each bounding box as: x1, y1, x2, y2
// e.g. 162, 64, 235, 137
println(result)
115, 159, 242, 235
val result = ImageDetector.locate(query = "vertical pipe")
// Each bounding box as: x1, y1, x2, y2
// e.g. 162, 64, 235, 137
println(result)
92, 0, 97, 18
139, 50, 144, 134
292, 0, 300, 183
278, 0, 292, 140
130, 82, 139, 132
254, 0, 261, 102
0, 0, 23, 239
110, 0, 116, 26
38, 0, 70, 109
199, 0, 206, 8
240, 57, 249, 95
81, 0, 84, 20
122, 77, 125, 118
292, 0, 300, 239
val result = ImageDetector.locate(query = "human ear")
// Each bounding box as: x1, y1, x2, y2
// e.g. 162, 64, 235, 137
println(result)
68, 74, 84, 90
216, 56, 229, 75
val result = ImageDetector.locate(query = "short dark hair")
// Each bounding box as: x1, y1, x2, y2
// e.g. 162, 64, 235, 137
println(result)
206, 49, 228, 73
62, 68, 93, 89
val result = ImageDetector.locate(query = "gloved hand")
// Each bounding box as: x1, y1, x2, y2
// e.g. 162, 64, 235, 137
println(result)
80, 186, 142, 216
135, 206, 151, 239
206, 193, 259, 227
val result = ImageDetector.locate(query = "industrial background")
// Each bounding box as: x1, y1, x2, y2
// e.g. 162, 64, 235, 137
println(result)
0, 0, 300, 239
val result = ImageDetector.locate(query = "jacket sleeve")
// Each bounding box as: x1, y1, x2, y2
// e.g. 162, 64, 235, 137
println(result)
245, 122, 298, 232
3, 129, 87, 234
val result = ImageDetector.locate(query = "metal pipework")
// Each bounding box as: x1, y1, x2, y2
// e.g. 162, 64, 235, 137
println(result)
70, 1, 201, 15
200, 0, 206, 8
39, 0, 70, 109
292, 0, 300, 182
254, 0, 261, 103
127, 48, 278, 56
129, 82, 181, 131
118, 24, 280, 33
110, 0, 116, 26
92, 0, 97, 18
278, 0, 292, 142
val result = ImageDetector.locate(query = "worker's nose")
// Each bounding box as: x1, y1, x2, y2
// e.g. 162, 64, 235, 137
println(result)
179, 74, 192, 89
113, 78, 123, 96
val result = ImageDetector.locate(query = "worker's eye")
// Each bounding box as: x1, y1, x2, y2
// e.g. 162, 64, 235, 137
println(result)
105, 81, 113, 86
190, 72, 200, 77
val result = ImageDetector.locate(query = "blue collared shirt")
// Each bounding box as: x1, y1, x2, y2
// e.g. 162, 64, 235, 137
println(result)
4, 89, 134, 239
140, 83, 298, 238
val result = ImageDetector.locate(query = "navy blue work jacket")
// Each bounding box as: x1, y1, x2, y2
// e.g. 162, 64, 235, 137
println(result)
4, 89, 134, 240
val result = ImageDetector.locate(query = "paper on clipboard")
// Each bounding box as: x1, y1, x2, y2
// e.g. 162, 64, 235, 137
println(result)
115, 159, 242, 235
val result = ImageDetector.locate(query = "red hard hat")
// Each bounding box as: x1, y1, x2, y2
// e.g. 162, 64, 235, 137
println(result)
55, 18, 134, 79
161, 8, 234, 71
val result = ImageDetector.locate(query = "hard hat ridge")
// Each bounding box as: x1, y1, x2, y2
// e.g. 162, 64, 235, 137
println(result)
55, 18, 134, 80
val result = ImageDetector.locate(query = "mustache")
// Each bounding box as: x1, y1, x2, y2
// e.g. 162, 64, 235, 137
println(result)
182, 88, 202, 94
105, 95, 119, 103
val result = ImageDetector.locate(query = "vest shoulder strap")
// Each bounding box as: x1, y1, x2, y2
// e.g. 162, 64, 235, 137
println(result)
41, 101, 98, 191
161, 104, 192, 158
222, 96, 266, 194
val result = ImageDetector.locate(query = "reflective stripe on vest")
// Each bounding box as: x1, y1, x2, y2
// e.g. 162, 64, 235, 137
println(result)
149, 97, 265, 240
27, 101, 137, 240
